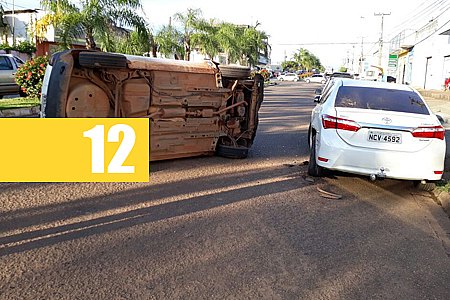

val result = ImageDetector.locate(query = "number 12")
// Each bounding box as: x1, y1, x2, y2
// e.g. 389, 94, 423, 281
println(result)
83, 124, 136, 174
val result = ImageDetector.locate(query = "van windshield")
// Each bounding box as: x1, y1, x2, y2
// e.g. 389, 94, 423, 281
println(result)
334, 86, 430, 115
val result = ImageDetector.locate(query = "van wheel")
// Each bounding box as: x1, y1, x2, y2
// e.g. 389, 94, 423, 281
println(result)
308, 134, 323, 177
78, 52, 128, 69
219, 65, 251, 79
413, 181, 436, 192
216, 144, 249, 159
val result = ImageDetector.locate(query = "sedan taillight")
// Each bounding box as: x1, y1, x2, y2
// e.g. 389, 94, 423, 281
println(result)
411, 126, 445, 140
322, 114, 361, 132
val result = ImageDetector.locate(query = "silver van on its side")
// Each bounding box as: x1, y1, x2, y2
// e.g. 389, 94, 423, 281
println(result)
41, 49, 264, 161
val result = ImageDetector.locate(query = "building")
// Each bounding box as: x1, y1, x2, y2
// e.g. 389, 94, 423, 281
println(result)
389, 7, 450, 90
0, 8, 41, 45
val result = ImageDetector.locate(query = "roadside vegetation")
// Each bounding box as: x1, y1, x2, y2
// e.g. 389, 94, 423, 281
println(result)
35, 2, 269, 67
282, 48, 324, 74
0, 97, 40, 110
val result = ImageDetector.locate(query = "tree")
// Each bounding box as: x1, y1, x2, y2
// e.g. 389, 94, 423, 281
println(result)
173, 8, 202, 61
191, 19, 220, 60
215, 22, 240, 64
155, 25, 184, 59
38, 0, 148, 50
293, 48, 323, 71
239, 24, 268, 67
281, 60, 299, 71
112, 29, 152, 56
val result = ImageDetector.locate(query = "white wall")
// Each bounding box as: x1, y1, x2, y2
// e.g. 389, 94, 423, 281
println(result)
410, 31, 450, 90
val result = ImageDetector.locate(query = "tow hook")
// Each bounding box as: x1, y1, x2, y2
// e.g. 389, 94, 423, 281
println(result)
369, 167, 387, 181
377, 167, 386, 178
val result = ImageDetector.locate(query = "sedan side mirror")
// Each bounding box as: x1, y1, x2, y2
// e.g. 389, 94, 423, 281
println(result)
314, 88, 322, 95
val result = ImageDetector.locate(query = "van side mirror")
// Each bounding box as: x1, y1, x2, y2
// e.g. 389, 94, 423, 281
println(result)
314, 95, 321, 102
314, 88, 322, 95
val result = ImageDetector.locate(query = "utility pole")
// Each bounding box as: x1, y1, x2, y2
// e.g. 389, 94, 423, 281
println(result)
374, 12, 391, 67
12, 0, 15, 46
359, 16, 365, 75
360, 36, 364, 74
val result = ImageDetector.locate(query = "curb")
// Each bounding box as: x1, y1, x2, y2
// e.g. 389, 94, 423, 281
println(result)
433, 190, 450, 217
0, 105, 40, 117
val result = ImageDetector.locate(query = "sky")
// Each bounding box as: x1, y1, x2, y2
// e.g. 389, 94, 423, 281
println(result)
143, 0, 433, 68
10, 0, 442, 69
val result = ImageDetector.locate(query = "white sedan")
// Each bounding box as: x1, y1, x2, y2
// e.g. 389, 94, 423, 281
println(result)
278, 73, 299, 82
308, 79, 446, 191
305, 74, 327, 84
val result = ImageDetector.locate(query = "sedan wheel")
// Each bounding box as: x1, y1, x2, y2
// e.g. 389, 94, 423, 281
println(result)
413, 181, 436, 192
308, 133, 324, 177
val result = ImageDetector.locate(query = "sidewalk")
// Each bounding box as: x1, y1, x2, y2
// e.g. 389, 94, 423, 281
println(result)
417, 88, 450, 215
416, 89, 450, 129
0, 105, 40, 118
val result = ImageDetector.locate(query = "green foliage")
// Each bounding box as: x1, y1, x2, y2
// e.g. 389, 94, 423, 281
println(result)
15, 56, 49, 98
39, 0, 148, 50
281, 60, 299, 71
292, 48, 323, 71
174, 8, 203, 60
0, 42, 13, 51
108, 30, 152, 55
16, 41, 37, 54
155, 8, 269, 65
339, 66, 348, 72
155, 25, 185, 59
0, 97, 40, 109
0, 41, 36, 54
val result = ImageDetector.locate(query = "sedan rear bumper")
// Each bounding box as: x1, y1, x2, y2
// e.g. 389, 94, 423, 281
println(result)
316, 130, 446, 181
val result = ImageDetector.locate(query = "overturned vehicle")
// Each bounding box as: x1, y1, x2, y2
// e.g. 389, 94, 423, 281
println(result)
41, 50, 264, 161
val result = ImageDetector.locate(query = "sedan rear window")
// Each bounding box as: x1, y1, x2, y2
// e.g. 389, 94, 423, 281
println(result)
335, 86, 430, 115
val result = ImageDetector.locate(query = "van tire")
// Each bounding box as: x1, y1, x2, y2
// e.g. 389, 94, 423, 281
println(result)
220, 65, 251, 79
79, 52, 127, 69
216, 144, 249, 159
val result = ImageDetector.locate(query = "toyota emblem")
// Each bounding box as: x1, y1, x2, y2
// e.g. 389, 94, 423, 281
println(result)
382, 117, 392, 124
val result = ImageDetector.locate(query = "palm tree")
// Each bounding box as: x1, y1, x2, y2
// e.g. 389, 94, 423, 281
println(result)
240, 24, 268, 66
293, 48, 323, 71
191, 19, 220, 60
39, 0, 148, 50
216, 22, 240, 64
154, 25, 184, 59
173, 8, 202, 61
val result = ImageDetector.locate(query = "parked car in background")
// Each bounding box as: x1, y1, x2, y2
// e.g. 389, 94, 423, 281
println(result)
0, 54, 25, 98
277, 72, 299, 82
305, 74, 326, 84
330, 72, 353, 79
41, 49, 264, 161
308, 79, 445, 191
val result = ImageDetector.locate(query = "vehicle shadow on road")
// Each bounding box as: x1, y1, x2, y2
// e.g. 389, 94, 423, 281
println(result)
0, 163, 310, 257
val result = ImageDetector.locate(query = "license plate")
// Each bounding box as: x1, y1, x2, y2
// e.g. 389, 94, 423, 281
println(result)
368, 131, 402, 144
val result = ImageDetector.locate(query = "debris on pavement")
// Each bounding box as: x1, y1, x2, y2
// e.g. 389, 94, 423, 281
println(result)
317, 187, 343, 199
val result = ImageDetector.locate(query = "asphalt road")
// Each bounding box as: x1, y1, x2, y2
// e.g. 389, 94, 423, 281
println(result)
1, 82, 450, 300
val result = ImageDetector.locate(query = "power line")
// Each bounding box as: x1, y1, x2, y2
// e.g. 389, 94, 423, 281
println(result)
395, 3, 450, 43
277, 42, 376, 46
388, 0, 444, 34
387, 0, 450, 39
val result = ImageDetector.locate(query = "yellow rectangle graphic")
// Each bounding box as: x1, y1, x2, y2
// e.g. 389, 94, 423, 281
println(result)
0, 118, 149, 182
